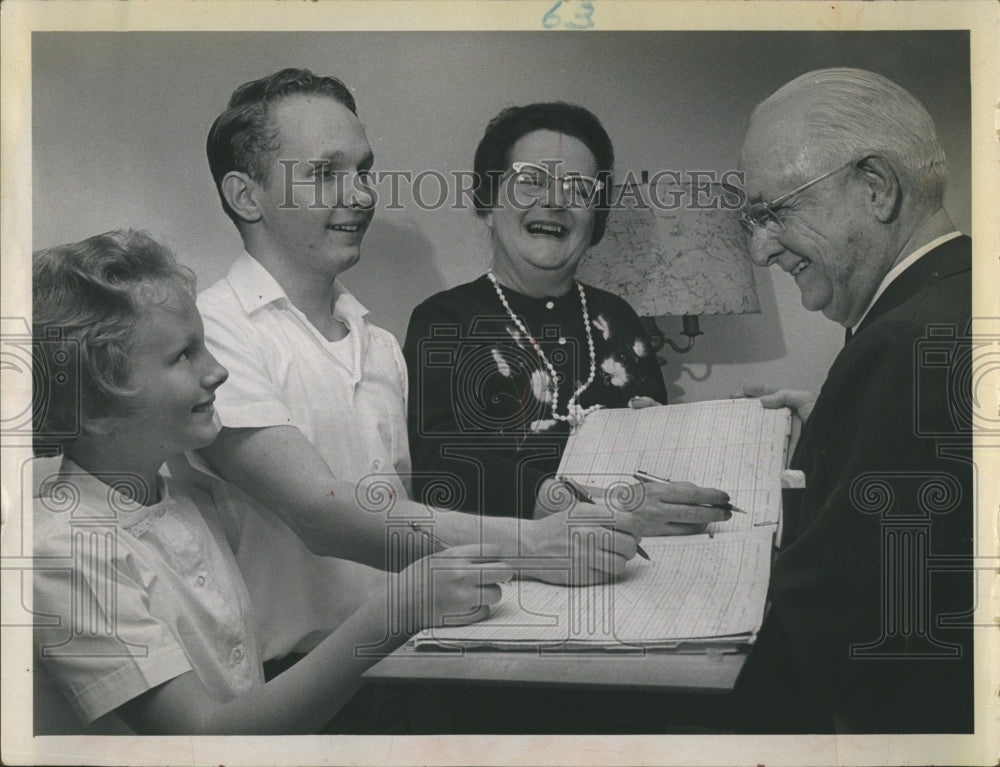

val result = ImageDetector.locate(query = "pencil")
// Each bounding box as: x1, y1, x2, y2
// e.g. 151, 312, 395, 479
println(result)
557, 476, 651, 561
632, 470, 749, 514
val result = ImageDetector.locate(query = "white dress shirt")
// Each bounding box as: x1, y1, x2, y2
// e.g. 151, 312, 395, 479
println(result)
193, 252, 408, 658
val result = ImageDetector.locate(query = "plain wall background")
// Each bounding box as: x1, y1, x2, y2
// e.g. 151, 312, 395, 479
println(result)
31, 31, 970, 403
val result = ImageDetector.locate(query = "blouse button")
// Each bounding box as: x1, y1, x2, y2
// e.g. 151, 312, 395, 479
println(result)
545, 301, 555, 310
231, 646, 244, 663
195, 575, 207, 588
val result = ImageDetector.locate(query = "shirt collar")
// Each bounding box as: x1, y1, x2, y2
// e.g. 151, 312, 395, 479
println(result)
851, 231, 962, 334
330, 280, 370, 324
225, 252, 290, 315
37, 457, 169, 530
226, 251, 370, 322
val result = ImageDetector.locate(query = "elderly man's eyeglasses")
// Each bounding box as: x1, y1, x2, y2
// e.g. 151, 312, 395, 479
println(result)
506, 162, 604, 205
738, 160, 855, 236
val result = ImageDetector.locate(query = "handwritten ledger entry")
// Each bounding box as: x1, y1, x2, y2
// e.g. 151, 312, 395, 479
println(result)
559, 398, 791, 531
414, 399, 791, 651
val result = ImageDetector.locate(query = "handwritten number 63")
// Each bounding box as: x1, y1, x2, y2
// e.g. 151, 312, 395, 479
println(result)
543, 0, 596, 29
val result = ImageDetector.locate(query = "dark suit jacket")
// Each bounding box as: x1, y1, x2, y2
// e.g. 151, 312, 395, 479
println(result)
740, 235, 974, 733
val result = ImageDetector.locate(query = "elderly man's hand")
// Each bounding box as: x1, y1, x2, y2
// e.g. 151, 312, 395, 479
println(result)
738, 384, 817, 423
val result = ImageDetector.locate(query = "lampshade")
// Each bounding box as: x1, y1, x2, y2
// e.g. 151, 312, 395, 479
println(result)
578, 181, 760, 317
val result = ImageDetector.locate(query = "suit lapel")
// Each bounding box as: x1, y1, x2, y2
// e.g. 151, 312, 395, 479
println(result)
853, 235, 971, 338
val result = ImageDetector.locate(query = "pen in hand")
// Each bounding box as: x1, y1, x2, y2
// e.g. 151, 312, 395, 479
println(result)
557, 476, 651, 561
632, 470, 748, 514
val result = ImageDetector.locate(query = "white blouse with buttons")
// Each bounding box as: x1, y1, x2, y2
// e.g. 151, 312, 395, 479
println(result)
32, 457, 264, 728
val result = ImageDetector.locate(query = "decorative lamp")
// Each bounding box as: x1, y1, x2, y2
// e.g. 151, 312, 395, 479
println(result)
578, 176, 759, 354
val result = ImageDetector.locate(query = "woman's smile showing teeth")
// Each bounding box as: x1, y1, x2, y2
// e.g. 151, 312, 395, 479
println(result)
526, 221, 568, 238
790, 259, 809, 277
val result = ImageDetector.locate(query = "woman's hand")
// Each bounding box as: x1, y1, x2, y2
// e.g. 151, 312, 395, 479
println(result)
628, 395, 660, 409
600, 480, 731, 536
389, 544, 512, 632
535, 475, 726, 539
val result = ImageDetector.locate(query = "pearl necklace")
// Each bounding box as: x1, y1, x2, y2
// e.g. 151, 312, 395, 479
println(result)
487, 270, 601, 429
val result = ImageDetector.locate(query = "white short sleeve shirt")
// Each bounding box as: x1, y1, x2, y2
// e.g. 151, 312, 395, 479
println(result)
195, 253, 408, 658
198, 252, 411, 488
33, 458, 264, 731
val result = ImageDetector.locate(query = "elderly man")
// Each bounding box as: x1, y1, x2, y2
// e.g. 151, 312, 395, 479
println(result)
737, 68, 972, 733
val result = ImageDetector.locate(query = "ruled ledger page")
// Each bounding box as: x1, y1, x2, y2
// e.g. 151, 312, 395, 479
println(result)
415, 527, 775, 650
413, 399, 791, 651
558, 399, 791, 532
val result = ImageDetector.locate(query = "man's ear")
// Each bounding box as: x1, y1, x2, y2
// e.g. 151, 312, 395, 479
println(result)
856, 155, 901, 223
221, 171, 263, 224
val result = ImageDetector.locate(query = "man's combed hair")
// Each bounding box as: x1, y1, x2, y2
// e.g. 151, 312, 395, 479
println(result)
753, 67, 948, 207
32, 229, 196, 449
206, 67, 358, 224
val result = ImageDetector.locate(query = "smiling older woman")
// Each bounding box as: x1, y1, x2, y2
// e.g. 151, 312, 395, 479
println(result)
403, 102, 729, 530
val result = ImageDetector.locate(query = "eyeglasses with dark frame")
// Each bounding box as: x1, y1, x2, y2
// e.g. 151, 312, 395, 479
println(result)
504, 161, 605, 206
738, 159, 856, 236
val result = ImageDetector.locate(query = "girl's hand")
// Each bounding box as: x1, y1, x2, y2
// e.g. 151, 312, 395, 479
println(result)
391, 544, 512, 632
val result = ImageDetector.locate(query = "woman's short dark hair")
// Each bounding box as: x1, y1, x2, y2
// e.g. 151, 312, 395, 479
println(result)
206, 67, 357, 225
472, 102, 615, 246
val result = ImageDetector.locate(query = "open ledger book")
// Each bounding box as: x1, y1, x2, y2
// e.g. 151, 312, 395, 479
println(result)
412, 398, 792, 652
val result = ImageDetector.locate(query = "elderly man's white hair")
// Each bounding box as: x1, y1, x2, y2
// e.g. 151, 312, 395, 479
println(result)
750, 67, 948, 208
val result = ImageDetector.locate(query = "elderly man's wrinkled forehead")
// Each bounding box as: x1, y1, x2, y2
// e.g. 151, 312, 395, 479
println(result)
740, 96, 828, 191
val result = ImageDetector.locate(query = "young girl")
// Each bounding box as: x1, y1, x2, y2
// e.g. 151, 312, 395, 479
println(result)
31, 229, 509, 734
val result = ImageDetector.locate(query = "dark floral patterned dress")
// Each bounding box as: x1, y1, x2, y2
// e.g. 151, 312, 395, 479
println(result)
403, 275, 666, 518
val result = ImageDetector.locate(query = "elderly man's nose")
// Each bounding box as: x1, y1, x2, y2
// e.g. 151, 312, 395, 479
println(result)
748, 228, 782, 267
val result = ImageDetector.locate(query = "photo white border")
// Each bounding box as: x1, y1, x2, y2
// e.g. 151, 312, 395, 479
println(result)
2, 2, 998, 765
